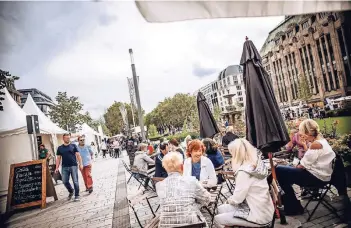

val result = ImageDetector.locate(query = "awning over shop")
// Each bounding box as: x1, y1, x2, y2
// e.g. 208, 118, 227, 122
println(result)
135, 1, 351, 23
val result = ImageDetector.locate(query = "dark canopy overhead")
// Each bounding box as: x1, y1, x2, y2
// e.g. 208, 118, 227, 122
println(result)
241, 39, 289, 153
197, 92, 219, 139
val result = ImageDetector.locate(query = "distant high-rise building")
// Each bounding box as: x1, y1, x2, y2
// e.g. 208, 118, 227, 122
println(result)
195, 65, 246, 124
18, 88, 55, 115
260, 11, 351, 108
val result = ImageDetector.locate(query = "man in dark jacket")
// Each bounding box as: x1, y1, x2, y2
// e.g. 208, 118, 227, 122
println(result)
221, 126, 239, 156
154, 142, 169, 178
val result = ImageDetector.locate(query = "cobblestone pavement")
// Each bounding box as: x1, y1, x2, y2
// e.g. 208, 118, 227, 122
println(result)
4, 153, 350, 228
122, 153, 351, 228
5, 155, 121, 228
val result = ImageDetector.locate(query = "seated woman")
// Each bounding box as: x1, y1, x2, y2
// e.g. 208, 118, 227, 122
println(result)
276, 119, 335, 215
214, 138, 274, 228
156, 152, 211, 227
183, 140, 217, 187
286, 118, 309, 159
154, 142, 169, 178
134, 143, 155, 189
203, 138, 225, 184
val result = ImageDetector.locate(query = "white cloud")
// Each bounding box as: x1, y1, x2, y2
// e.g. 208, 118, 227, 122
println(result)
1, 1, 284, 118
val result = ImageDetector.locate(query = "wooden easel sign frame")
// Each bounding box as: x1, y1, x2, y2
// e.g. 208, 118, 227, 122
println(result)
6, 159, 47, 212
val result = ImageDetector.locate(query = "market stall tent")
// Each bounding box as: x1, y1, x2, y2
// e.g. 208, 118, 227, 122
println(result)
22, 94, 67, 160
0, 88, 33, 213
79, 123, 100, 146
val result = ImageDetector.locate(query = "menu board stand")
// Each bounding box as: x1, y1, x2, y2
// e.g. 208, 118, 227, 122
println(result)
6, 159, 57, 212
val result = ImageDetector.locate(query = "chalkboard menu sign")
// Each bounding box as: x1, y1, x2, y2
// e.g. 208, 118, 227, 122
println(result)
7, 160, 47, 211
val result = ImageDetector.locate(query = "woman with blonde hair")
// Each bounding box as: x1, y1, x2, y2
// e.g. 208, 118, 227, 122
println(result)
276, 119, 335, 215
214, 138, 274, 227
156, 152, 211, 227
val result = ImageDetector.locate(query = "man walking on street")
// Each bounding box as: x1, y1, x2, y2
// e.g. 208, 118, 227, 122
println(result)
77, 136, 94, 193
55, 133, 83, 201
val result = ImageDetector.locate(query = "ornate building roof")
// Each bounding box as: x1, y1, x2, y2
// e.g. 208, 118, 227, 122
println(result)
217, 65, 243, 80
260, 15, 303, 57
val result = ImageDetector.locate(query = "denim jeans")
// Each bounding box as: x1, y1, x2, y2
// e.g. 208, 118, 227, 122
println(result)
62, 166, 80, 196
276, 165, 326, 213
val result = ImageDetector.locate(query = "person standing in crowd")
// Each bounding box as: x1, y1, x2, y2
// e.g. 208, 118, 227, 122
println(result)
77, 136, 94, 194
113, 139, 120, 158
156, 152, 211, 227
183, 140, 217, 187
276, 119, 335, 215
203, 138, 225, 184
169, 138, 185, 159
39, 144, 50, 160
147, 143, 154, 155
101, 140, 107, 158
222, 126, 239, 157
155, 142, 169, 178
214, 138, 274, 227
134, 143, 155, 190
55, 133, 83, 201
91, 142, 98, 159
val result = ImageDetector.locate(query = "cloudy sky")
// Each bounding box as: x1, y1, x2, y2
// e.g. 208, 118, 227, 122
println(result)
0, 1, 284, 118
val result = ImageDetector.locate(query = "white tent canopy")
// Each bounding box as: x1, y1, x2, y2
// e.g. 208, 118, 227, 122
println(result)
0, 88, 33, 213
22, 94, 67, 134
80, 123, 99, 135
135, 1, 351, 23
0, 88, 28, 136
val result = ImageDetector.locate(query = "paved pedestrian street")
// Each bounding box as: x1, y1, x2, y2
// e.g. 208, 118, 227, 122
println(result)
4, 152, 351, 228
5, 156, 120, 228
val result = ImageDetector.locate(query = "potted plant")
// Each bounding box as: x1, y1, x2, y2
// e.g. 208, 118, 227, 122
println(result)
328, 134, 351, 187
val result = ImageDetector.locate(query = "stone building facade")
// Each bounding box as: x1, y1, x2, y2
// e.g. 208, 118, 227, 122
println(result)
260, 11, 351, 108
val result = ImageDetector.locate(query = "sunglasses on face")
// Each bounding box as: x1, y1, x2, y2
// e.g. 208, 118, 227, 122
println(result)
79, 139, 85, 142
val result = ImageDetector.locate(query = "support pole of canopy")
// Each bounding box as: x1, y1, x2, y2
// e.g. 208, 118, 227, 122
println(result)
268, 152, 287, 225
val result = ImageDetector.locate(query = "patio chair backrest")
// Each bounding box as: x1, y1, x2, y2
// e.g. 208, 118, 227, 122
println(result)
330, 154, 347, 195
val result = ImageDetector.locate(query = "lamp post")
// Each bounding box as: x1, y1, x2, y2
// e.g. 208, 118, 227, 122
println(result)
129, 49, 146, 141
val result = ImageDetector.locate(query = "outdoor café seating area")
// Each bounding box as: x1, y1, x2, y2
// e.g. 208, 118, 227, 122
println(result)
122, 149, 350, 228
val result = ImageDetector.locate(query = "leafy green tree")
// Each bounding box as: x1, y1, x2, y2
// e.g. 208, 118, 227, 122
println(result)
0, 69, 20, 111
148, 124, 158, 137
103, 102, 140, 136
213, 105, 221, 122
145, 93, 198, 130
298, 73, 312, 103
49, 92, 85, 131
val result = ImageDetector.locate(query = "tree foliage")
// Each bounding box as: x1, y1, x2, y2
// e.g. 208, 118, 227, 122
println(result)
148, 124, 158, 137
145, 93, 199, 131
213, 105, 221, 122
298, 73, 312, 102
0, 69, 20, 111
103, 102, 139, 136
49, 92, 85, 131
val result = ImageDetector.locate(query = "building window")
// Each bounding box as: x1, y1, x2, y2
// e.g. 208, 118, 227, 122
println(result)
273, 61, 282, 102
234, 80, 238, 85
326, 33, 340, 89
317, 39, 329, 92
233, 75, 237, 81
238, 97, 243, 102
302, 21, 310, 29
307, 44, 319, 92
238, 91, 242, 96
236, 86, 241, 90
337, 28, 351, 87
275, 39, 280, 45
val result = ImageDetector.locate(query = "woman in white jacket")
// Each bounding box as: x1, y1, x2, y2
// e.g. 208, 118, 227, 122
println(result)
183, 140, 217, 187
214, 138, 274, 227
